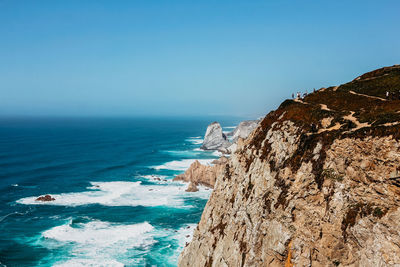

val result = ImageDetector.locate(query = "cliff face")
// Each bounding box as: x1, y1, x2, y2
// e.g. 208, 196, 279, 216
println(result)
229, 120, 260, 143
179, 65, 400, 267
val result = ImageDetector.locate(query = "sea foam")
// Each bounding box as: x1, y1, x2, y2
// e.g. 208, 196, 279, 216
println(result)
152, 159, 213, 171
17, 180, 211, 208
212, 151, 223, 157
42, 220, 154, 267
163, 150, 201, 157
185, 137, 203, 145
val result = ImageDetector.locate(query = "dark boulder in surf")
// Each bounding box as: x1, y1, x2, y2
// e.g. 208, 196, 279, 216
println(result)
35, 194, 55, 202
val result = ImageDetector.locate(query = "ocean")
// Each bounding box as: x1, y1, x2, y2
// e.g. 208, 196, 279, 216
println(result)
0, 117, 241, 267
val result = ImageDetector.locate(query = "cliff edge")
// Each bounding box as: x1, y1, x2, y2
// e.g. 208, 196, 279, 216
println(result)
178, 65, 400, 267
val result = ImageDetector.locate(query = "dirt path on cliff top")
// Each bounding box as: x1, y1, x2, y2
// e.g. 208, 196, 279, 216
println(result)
293, 91, 395, 134
343, 111, 371, 131
349, 90, 387, 101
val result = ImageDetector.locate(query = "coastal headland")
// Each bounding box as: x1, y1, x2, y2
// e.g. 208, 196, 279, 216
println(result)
178, 65, 400, 267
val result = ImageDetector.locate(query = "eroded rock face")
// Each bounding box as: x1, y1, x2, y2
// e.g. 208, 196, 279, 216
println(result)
178, 65, 400, 267
173, 157, 228, 189
201, 122, 231, 151
229, 120, 259, 142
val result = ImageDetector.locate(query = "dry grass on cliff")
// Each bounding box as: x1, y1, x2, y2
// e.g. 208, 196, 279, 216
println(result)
243, 65, 400, 191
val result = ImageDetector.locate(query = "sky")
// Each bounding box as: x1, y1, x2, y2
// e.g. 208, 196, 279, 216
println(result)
0, 0, 399, 118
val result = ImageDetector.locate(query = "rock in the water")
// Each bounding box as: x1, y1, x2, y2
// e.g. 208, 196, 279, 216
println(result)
200, 122, 231, 151
35, 195, 55, 202
185, 182, 199, 192
174, 157, 228, 191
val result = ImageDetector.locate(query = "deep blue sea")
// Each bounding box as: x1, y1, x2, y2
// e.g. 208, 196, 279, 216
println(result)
0, 117, 241, 267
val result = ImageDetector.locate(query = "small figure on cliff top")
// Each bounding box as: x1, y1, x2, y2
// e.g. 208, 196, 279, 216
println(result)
292, 93, 294, 99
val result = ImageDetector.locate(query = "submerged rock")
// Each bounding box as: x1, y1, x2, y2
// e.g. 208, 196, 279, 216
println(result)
200, 122, 230, 151
35, 195, 55, 202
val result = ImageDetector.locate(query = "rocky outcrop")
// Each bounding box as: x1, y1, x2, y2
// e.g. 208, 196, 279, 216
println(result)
201, 122, 231, 151
229, 120, 259, 142
173, 157, 228, 189
179, 65, 400, 267
201, 121, 259, 154
186, 182, 199, 192
35, 195, 55, 201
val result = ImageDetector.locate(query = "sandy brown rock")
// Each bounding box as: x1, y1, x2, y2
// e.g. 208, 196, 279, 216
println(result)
186, 182, 199, 192
173, 157, 228, 189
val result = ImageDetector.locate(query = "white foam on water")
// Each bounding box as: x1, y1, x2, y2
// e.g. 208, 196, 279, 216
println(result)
185, 137, 203, 145
212, 151, 223, 157
42, 220, 154, 267
160, 223, 197, 265
141, 175, 171, 185
174, 223, 196, 249
152, 159, 213, 171
163, 150, 200, 157
17, 180, 211, 208
223, 126, 236, 129
141, 174, 168, 179
39, 219, 209, 267
54, 258, 124, 267
43, 220, 153, 248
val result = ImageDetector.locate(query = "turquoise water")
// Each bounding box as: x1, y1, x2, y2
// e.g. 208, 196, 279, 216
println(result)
0, 117, 241, 267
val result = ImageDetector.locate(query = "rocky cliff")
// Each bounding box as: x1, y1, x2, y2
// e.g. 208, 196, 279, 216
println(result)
179, 65, 400, 267
229, 120, 260, 142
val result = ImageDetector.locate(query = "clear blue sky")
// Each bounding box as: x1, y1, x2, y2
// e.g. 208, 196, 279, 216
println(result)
1, 0, 399, 118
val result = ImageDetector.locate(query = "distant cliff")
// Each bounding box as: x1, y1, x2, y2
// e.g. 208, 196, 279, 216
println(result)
201, 120, 259, 154
179, 65, 400, 267
175, 120, 259, 192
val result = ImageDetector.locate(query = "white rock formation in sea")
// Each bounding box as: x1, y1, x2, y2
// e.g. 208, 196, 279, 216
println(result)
201, 122, 231, 151
229, 120, 259, 142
